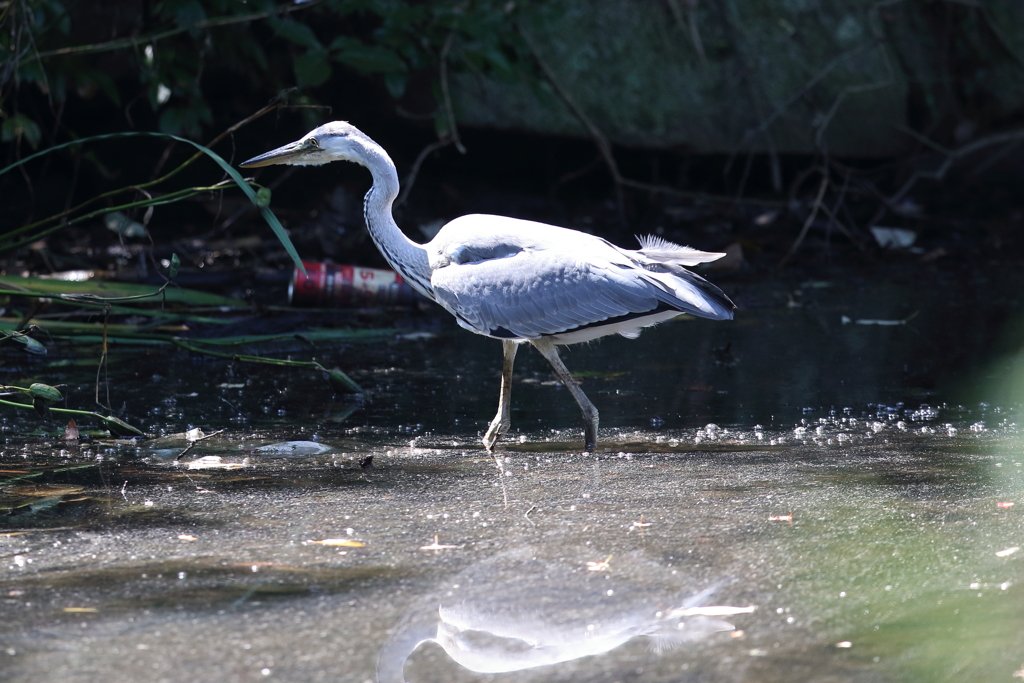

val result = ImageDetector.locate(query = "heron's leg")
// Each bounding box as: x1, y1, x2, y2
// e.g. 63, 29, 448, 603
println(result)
483, 340, 519, 451
531, 338, 599, 452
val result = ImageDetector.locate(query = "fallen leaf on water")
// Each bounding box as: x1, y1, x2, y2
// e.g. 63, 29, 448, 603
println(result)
586, 555, 613, 572
63, 607, 98, 613
998, 502, 1015, 508
307, 539, 365, 547
836, 641, 853, 648
996, 547, 1020, 557
769, 512, 793, 522
177, 535, 197, 541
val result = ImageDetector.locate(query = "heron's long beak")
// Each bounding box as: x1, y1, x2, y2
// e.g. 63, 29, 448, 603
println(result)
239, 139, 309, 168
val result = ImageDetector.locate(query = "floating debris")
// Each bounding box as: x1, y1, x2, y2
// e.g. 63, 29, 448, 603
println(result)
307, 539, 365, 547
420, 536, 459, 551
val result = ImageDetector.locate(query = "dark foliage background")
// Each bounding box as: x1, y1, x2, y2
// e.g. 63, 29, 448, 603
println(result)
3, 0, 1024, 279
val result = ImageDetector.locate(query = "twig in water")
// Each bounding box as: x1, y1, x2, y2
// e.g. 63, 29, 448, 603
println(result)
175, 429, 227, 461
95, 305, 111, 411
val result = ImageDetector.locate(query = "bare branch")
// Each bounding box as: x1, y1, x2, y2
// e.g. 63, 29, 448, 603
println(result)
779, 170, 829, 267
395, 138, 454, 209
440, 32, 467, 155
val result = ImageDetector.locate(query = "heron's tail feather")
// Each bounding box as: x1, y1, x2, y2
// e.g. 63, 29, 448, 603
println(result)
636, 235, 725, 266
639, 266, 735, 321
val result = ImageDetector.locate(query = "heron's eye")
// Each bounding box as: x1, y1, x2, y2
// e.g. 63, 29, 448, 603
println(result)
308, 138, 320, 148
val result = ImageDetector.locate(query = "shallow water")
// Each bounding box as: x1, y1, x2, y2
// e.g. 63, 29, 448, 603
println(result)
2, 270, 1024, 683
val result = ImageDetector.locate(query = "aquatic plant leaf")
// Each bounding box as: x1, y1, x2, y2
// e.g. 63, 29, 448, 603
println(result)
32, 397, 51, 418
168, 253, 181, 280
9, 334, 47, 355
29, 383, 63, 402
0, 275, 247, 306
324, 367, 362, 394
101, 415, 145, 437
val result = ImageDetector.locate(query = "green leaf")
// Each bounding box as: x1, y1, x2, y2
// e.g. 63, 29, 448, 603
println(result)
174, 0, 207, 31
168, 253, 181, 280
2, 115, 43, 150
255, 187, 272, 209
323, 367, 362, 394
101, 415, 145, 437
274, 18, 324, 51
482, 46, 515, 79
384, 72, 408, 99
334, 45, 406, 74
29, 383, 63, 403
328, 36, 360, 52
294, 50, 332, 89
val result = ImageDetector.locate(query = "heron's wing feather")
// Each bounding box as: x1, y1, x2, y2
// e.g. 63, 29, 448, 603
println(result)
428, 216, 733, 339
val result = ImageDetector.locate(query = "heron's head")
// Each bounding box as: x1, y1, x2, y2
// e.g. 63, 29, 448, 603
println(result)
240, 121, 373, 169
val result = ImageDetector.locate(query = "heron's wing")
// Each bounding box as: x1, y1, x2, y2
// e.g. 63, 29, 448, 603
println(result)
431, 243, 665, 339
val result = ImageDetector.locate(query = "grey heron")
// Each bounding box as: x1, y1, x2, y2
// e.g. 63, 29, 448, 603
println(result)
241, 122, 734, 451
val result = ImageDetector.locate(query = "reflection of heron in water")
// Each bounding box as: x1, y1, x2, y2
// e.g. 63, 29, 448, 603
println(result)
241, 123, 734, 451
373, 549, 752, 682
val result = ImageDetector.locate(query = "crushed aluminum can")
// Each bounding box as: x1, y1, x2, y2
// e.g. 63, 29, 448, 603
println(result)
289, 261, 425, 307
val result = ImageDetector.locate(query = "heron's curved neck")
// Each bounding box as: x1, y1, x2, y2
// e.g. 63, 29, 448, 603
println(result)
359, 144, 434, 299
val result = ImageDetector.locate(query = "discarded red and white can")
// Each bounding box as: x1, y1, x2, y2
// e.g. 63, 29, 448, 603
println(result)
290, 261, 425, 307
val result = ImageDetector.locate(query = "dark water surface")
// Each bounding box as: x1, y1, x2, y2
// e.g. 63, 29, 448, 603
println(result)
2, 269, 1024, 683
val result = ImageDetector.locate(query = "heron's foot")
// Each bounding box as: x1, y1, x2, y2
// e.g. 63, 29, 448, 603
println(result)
482, 418, 510, 451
